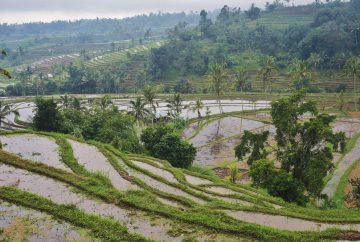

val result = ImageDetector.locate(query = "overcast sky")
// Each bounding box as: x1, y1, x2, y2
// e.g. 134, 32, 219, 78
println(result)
0, 0, 314, 24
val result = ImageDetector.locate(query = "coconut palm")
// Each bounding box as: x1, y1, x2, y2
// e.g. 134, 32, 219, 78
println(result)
143, 85, 158, 124
60, 94, 71, 108
129, 97, 149, 124
289, 59, 312, 90
98, 95, 113, 110
235, 67, 250, 92
0, 101, 19, 126
191, 98, 204, 119
307, 53, 323, 71
70, 97, 84, 111
209, 63, 227, 114
257, 56, 278, 94
0, 50, 11, 79
167, 93, 185, 118
344, 56, 360, 110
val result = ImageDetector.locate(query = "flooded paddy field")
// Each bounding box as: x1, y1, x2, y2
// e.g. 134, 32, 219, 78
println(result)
0, 201, 94, 242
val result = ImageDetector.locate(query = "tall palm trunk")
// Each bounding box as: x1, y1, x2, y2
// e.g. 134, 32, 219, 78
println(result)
354, 74, 357, 111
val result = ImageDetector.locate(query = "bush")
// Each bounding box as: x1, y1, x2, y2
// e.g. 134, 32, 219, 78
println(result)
141, 125, 196, 168
249, 159, 276, 187
33, 97, 62, 132
267, 170, 308, 205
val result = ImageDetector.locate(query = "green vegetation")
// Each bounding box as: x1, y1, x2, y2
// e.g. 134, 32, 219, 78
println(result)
141, 125, 196, 168
237, 91, 346, 204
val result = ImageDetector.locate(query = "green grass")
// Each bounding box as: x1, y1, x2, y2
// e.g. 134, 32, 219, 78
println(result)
2, 130, 360, 241
0, 187, 150, 242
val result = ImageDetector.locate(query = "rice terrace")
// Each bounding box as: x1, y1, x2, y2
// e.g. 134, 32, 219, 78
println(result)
1, 0, 360, 241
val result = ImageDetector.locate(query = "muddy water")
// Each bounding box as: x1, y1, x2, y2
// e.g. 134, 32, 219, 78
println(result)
132, 160, 178, 183
0, 134, 72, 172
0, 201, 93, 242
17, 107, 35, 123
194, 136, 241, 166
323, 138, 360, 197
68, 139, 137, 191
223, 210, 360, 232
190, 117, 265, 148
184, 174, 213, 186
117, 158, 206, 204
115, 99, 270, 119
157, 197, 185, 209
206, 186, 242, 196
183, 122, 199, 139
0, 164, 182, 241
332, 118, 360, 138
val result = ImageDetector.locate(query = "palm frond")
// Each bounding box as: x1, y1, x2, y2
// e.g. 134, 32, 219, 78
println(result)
0, 69, 11, 79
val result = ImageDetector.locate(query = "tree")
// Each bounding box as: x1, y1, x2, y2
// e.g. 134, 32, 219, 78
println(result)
235, 130, 269, 165
174, 79, 192, 94
191, 98, 204, 119
257, 56, 278, 94
307, 53, 323, 71
166, 93, 184, 117
289, 59, 312, 90
344, 56, 360, 110
129, 97, 149, 125
235, 67, 250, 92
249, 159, 276, 187
236, 91, 346, 203
141, 125, 196, 168
0, 50, 11, 79
199, 10, 213, 38
0, 101, 18, 126
98, 95, 113, 110
209, 63, 227, 114
245, 4, 261, 20
60, 94, 71, 108
143, 85, 158, 124
33, 97, 62, 132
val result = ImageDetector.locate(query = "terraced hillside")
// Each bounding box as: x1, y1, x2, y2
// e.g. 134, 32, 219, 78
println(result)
85, 41, 163, 68
1, 130, 360, 241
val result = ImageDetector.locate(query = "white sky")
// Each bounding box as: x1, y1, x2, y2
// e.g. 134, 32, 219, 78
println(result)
0, 0, 315, 24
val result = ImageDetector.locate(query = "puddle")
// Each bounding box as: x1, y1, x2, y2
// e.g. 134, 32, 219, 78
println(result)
0, 134, 71, 172
323, 137, 360, 197
184, 174, 213, 186
132, 160, 178, 183
157, 197, 185, 209
223, 210, 360, 232
206, 186, 242, 196
189, 117, 265, 148
117, 158, 206, 204
68, 139, 137, 191
194, 136, 241, 166
0, 164, 182, 241
0, 200, 93, 242
332, 118, 360, 138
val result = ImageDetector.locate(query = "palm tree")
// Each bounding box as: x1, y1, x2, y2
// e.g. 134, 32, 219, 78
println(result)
209, 63, 227, 114
307, 53, 323, 71
60, 94, 71, 108
191, 98, 204, 119
235, 67, 250, 92
167, 93, 184, 117
98, 95, 113, 110
143, 85, 158, 124
0, 102, 18, 127
257, 56, 278, 94
129, 97, 149, 125
0, 50, 11, 79
289, 59, 312, 90
70, 97, 83, 111
344, 56, 360, 111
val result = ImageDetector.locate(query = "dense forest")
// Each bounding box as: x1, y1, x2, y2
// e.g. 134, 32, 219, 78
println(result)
2, 0, 360, 96
148, 1, 360, 80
